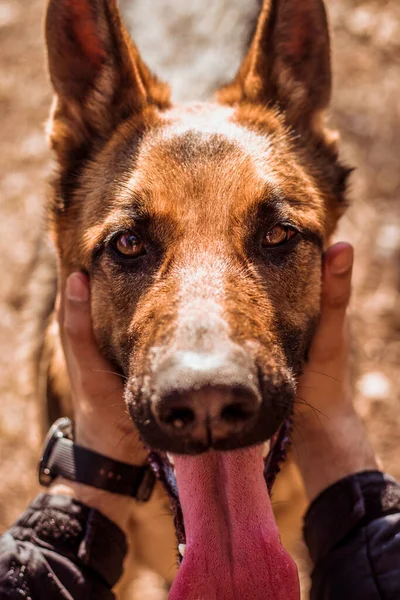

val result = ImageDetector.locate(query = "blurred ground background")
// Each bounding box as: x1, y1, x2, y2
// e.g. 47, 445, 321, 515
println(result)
0, 0, 399, 597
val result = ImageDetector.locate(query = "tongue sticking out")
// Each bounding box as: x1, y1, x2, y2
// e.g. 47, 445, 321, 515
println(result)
169, 446, 300, 600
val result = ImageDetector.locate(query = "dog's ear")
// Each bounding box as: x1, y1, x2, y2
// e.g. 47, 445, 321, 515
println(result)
45, 0, 170, 161
219, 0, 331, 132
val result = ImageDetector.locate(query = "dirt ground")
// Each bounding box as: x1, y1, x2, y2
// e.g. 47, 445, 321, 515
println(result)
0, 0, 399, 596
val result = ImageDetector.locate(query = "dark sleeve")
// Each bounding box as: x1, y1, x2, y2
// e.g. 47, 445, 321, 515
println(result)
0, 493, 127, 600
304, 470, 400, 600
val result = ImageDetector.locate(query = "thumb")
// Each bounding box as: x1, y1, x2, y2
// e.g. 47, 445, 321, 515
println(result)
63, 273, 93, 369
308, 242, 353, 363
61, 272, 125, 400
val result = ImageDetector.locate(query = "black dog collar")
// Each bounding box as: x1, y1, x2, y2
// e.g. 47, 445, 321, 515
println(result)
38, 418, 156, 502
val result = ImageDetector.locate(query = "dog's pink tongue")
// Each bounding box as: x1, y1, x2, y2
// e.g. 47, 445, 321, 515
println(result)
169, 446, 300, 600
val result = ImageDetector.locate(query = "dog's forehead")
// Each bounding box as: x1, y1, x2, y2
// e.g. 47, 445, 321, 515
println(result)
156, 104, 273, 160
115, 103, 295, 214
141, 104, 277, 181
107, 103, 324, 226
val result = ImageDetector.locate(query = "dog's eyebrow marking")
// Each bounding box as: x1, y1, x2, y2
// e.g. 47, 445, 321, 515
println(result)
248, 194, 324, 249
250, 197, 295, 225
300, 228, 324, 249
114, 182, 150, 211
250, 189, 321, 219
83, 203, 150, 256
255, 179, 322, 208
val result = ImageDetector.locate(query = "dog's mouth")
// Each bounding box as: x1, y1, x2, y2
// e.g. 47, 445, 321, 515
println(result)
129, 347, 300, 596
168, 445, 300, 600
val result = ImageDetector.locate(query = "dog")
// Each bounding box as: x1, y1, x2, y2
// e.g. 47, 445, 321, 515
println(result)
42, 0, 350, 596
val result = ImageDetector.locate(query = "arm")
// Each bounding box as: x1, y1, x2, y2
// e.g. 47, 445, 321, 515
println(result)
0, 273, 147, 599
293, 243, 400, 599
0, 493, 127, 600
304, 470, 400, 600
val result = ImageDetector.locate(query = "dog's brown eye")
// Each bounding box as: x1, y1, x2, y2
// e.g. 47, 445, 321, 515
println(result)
263, 225, 296, 247
114, 231, 144, 258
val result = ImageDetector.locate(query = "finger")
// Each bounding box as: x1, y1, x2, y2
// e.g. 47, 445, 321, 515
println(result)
321, 242, 354, 311
309, 242, 353, 361
63, 272, 108, 376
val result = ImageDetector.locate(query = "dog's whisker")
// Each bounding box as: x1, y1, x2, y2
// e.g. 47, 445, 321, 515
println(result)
169, 560, 179, 572
289, 417, 307, 446
294, 395, 327, 419
296, 384, 317, 391
116, 420, 141, 438
302, 368, 342, 383
113, 414, 132, 425
115, 429, 141, 449
88, 386, 125, 402
87, 368, 128, 381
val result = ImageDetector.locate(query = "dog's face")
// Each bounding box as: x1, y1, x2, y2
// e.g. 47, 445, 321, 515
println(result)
46, 0, 349, 454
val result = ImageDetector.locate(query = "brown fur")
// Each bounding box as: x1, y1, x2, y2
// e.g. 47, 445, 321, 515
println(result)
43, 0, 350, 591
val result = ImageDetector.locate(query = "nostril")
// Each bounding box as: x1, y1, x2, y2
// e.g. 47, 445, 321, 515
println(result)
160, 406, 196, 430
221, 401, 254, 424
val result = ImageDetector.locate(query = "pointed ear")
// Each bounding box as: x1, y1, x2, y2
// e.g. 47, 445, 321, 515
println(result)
219, 0, 331, 132
45, 0, 170, 160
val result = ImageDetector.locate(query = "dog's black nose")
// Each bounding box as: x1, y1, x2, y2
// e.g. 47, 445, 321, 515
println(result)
156, 385, 259, 435
152, 349, 261, 446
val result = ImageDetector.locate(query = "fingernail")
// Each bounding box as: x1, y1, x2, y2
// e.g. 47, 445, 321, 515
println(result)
66, 274, 89, 302
330, 248, 353, 275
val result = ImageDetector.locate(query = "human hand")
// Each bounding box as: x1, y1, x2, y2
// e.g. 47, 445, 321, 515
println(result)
58, 272, 147, 465
292, 242, 378, 502
50, 272, 147, 530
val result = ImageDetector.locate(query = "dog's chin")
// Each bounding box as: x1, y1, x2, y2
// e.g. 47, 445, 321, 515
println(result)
127, 392, 294, 455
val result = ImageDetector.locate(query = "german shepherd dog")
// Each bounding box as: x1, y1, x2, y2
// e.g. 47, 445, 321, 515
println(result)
43, 0, 350, 596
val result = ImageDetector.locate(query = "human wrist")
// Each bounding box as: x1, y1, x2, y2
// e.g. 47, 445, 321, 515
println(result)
49, 478, 134, 534
74, 417, 148, 467
293, 406, 378, 502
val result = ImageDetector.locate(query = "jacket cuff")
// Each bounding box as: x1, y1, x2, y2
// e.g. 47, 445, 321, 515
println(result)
304, 470, 400, 563
9, 493, 127, 588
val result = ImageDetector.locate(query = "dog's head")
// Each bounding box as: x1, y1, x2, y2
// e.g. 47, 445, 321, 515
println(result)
46, 0, 350, 454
